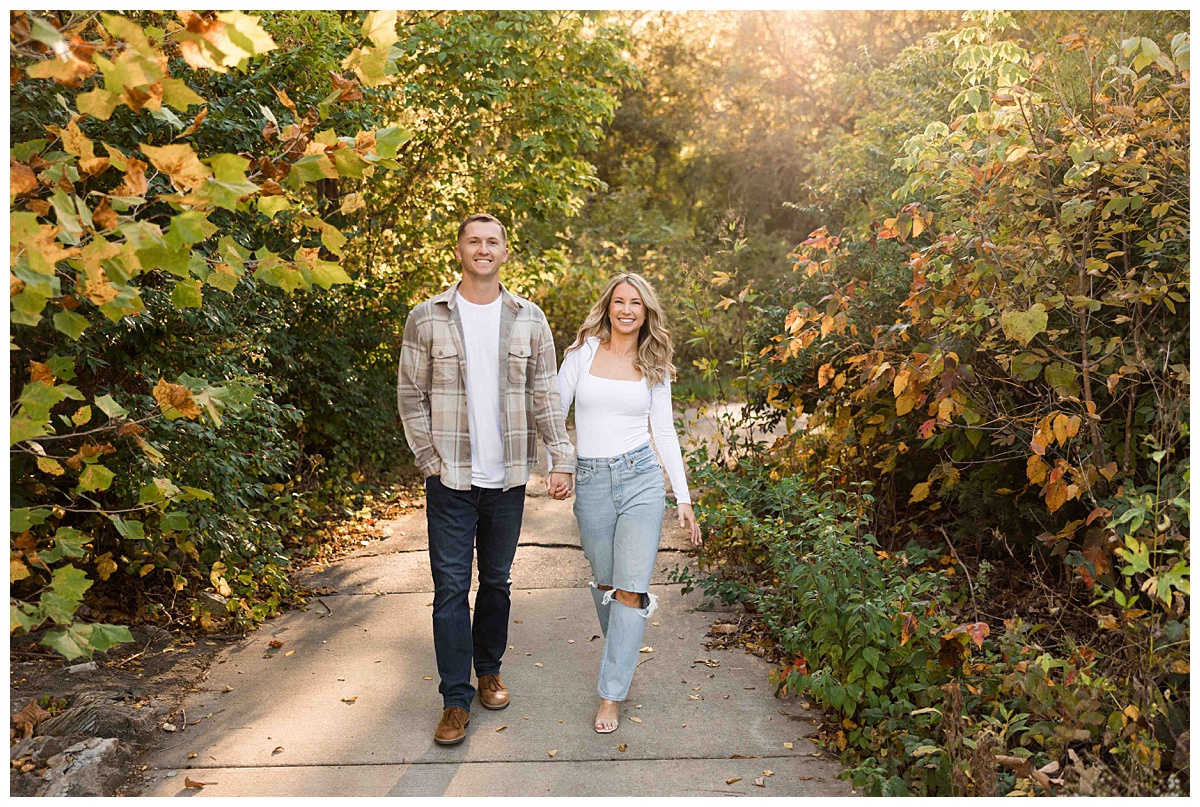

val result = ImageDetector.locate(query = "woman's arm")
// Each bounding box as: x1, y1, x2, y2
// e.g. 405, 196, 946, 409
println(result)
649, 379, 702, 544
648, 378, 691, 505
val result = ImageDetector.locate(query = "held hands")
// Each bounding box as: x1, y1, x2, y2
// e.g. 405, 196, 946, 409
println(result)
677, 503, 702, 546
547, 471, 574, 500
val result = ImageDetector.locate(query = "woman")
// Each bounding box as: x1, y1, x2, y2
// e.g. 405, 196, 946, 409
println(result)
553, 272, 702, 734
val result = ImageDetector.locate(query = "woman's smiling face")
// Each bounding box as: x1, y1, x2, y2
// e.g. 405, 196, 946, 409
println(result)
608, 282, 645, 337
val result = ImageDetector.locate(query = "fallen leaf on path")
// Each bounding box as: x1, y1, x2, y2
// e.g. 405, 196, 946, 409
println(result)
311, 586, 336, 595
285, 650, 295, 657
523, 716, 529, 720
567, 640, 575, 644
617, 743, 627, 752
162, 723, 178, 732
688, 695, 700, 700
585, 635, 600, 642
547, 750, 557, 757
799, 776, 813, 781
534, 663, 544, 668
651, 621, 660, 626
187, 753, 197, 759
513, 620, 522, 624
639, 646, 653, 653
763, 770, 773, 776
268, 640, 283, 648
753, 778, 765, 787
12, 701, 50, 737
728, 754, 761, 759
556, 616, 566, 620
628, 717, 642, 723
783, 742, 793, 749
711, 623, 738, 634
693, 686, 701, 690
341, 696, 358, 704
184, 778, 214, 789
423, 676, 432, 680
496, 726, 506, 732
222, 686, 233, 693
726, 777, 742, 785
273, 747, 284, 754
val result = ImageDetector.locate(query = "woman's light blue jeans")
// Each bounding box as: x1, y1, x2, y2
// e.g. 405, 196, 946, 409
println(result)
573, 442, 665, 702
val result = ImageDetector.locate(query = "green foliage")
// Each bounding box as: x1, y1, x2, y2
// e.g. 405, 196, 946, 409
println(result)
10, 9, 635, 659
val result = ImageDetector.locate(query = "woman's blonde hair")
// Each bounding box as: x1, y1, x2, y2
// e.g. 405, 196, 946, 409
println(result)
567, 272, 676, 388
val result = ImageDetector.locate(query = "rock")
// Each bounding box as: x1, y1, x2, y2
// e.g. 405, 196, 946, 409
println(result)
35, 694, 156, 742
10, 735, 72, 765
197, 591, 229, 616
37, 737, 134, 797
1173, 730, 1189, 771
66, 661, 99, 674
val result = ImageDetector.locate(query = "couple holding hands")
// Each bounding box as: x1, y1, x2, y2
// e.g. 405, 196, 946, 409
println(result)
398, 213, 702, 745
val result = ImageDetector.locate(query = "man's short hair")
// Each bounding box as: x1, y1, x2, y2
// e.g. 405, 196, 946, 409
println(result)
457, 213, 507, 244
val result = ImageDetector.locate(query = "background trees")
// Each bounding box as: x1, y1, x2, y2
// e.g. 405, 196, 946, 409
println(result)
9, 8, 1188, 796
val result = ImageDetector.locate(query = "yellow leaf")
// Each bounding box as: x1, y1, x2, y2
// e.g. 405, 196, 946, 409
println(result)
37, 456, 65, 476
909, 482, 930, 503
1006, 146, 1031, 163
1053, 413, 1070, 446
548, 749, 557, 757
96, 552, 118, 581
1099, 461, 1119, 481
285, 650, 295, 657
10, 558, 31, 582
362, 10, 398, 48
1026, 455, 1049, 485
1064, 415, 1081, 438
1171, 660, 1189, 674
895, 390, 918, 416
140, 563, 155, 577
893, 369, 911, 398
832, 372, 846, 391
726, 777, 742, 785
911, 215, 925, 238
72, 405, 92, 426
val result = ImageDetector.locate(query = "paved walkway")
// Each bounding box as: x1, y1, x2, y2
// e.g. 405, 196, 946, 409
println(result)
140, 414, 851, 796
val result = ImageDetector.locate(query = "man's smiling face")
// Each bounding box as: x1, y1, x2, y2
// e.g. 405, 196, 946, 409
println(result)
455, 220, 508, 282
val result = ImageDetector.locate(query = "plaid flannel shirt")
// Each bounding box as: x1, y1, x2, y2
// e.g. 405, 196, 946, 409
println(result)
397, 282, 575, 492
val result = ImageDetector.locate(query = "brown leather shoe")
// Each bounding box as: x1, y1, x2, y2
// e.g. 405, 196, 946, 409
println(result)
433, 706, 470, 745
477, 674, 510, 710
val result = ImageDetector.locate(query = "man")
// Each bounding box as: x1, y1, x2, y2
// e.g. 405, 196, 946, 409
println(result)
398, 213, 576, 745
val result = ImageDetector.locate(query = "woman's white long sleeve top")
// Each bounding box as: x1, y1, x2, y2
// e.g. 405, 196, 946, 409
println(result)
555, 337, 691, 505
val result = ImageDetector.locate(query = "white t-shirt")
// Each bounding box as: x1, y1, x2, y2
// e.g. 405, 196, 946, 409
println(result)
556, 337, 692, 504
455, 292, 505, 488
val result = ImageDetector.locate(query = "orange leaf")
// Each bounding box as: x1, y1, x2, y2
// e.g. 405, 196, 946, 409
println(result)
180, 106, 209, 138
140, 142, 211, 191
152, 378, 202, 419
112, 157, 148, 197
817, 363, 835, 389
1044, 478, 1068, 513
29, 361, 54, 384
10, 159, 38, 197
900, 612, 918, 646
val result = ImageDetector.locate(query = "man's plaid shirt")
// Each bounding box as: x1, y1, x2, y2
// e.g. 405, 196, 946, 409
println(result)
397, 282, 575, 491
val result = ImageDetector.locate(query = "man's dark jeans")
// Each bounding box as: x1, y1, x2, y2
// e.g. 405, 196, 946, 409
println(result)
426, 475, 525, 712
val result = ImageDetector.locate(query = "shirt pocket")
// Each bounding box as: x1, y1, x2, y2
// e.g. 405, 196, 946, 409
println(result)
432, 342, 459, 387
508, 342, 532, 387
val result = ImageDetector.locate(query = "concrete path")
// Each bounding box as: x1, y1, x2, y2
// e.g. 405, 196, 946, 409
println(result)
140, 417, 852, 797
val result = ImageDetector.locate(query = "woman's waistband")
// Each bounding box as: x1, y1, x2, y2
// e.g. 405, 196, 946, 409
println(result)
575, 442, 655, 471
